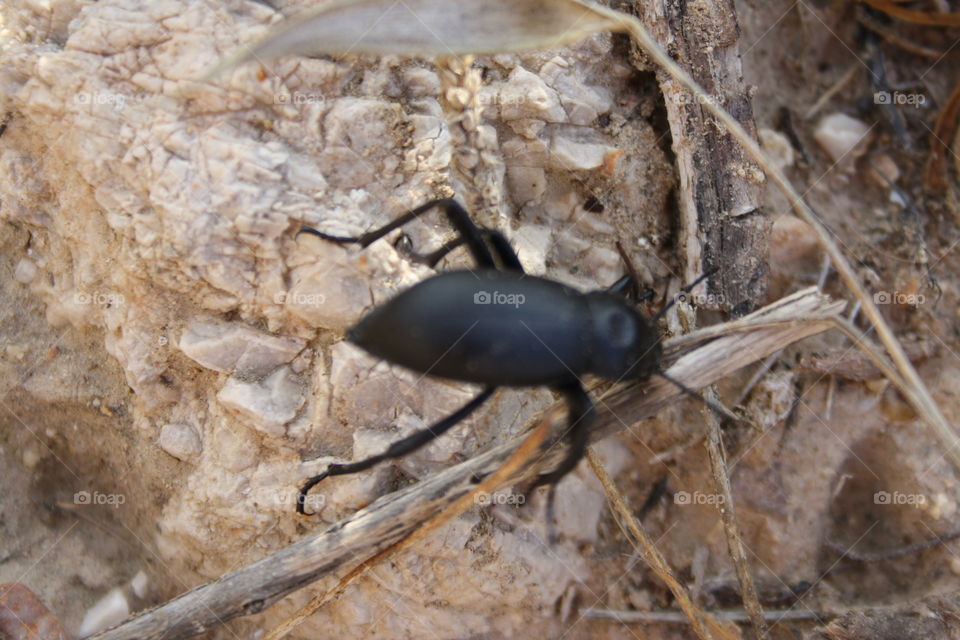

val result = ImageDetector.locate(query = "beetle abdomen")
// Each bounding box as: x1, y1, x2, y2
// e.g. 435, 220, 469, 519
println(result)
348, 270, 591, 386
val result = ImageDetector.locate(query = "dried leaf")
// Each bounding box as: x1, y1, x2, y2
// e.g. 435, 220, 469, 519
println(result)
207, 0, 623, 78
860, 0, 960, 27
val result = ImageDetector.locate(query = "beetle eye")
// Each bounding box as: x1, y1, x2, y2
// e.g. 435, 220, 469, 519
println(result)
604, 310, 635, 348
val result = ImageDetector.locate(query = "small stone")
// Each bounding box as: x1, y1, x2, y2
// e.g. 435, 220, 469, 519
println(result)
158, 423, 202, 460
506, 166, 546, 205
21, 447, 41, 470
130, 571, 149, 599
511, 225, 553, 275
403, 67, 440, 97
13, 258, 37, 284
217, 366, 305, 437
869, 153, 900, 187
758, 128, 795, 171
179, 320, 304, 378
507, 118, 546, 140
929, 492, 956, 520
582, 246, 621, 285
5, 344, 28, 361
813, 113, 873, 163
285, 254, 372, 333
211, 424, 259, 473
546, 72, 612, 126
573, 211, 615, 236
544, 191, 578, 222
950, 556, 960, 575
554, 231, 592, 264
554, 474, 604, 544
498, 67, 566, 123
79, 588, 129, 638
770, 215, 820, 265
548, 136, 618, 171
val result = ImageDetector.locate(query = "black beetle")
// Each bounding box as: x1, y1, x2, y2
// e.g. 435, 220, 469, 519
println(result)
296, 198, 709, 514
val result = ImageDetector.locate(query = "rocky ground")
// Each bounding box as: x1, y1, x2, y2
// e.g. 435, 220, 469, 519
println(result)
1, 1, 959, 639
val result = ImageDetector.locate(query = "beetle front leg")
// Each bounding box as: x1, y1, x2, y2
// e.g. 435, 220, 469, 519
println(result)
529, 382, 595, 490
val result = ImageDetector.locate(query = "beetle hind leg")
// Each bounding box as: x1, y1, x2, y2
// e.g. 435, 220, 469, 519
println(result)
298, 198, 528, 273
298, 198, 500, 268
395, 227, 524, 273
297, 386, 497, 515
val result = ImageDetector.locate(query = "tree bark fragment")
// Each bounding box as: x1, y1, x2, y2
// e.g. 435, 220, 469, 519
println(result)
634, 0, 769, 316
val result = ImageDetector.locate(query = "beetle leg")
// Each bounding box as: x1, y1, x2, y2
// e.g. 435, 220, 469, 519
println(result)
297, 385, 497, 515
652, 268, 717, 320
395, 234, 468, 268
481, 228, 524, 273
529, 382, 595, 490
298, 198, 498, 268
605, 273, 651, 302
606, 241, 659, 302
396, 226, 525, 273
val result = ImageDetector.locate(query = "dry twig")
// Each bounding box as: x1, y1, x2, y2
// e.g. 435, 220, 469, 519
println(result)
262, 405, 556, 640
700, 390, 769, 640
585, 448, 740, 640
860, 0, 960, 27
582, 607, 821, 623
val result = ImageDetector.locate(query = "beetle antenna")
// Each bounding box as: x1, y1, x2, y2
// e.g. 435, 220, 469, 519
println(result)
654, 368, 740, 424
653, 268, 719, 321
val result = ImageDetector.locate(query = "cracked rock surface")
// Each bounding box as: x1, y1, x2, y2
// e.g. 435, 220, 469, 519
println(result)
0, 0, 677, 637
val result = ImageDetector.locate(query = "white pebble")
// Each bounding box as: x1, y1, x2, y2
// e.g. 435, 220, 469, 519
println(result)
178, 320, 304, 378
79, 588, 130, 638
813, 113, 873, 163
130, 570, 149, 599
499, 67, 566, 123
548, 137, 616, 171
511, 225, 553, 275
158, 423, 202, 460
758, 128, 795, 171
14, 258, 38, 284
217, 366, 305, 437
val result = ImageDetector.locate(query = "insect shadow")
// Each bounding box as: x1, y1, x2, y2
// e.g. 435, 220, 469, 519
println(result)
296, 198, 712, 515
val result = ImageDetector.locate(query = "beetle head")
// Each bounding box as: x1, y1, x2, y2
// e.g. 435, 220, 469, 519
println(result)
584, 293, 662, 381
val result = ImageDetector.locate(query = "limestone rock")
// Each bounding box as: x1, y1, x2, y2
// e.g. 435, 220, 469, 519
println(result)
179, 320, 305, 377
